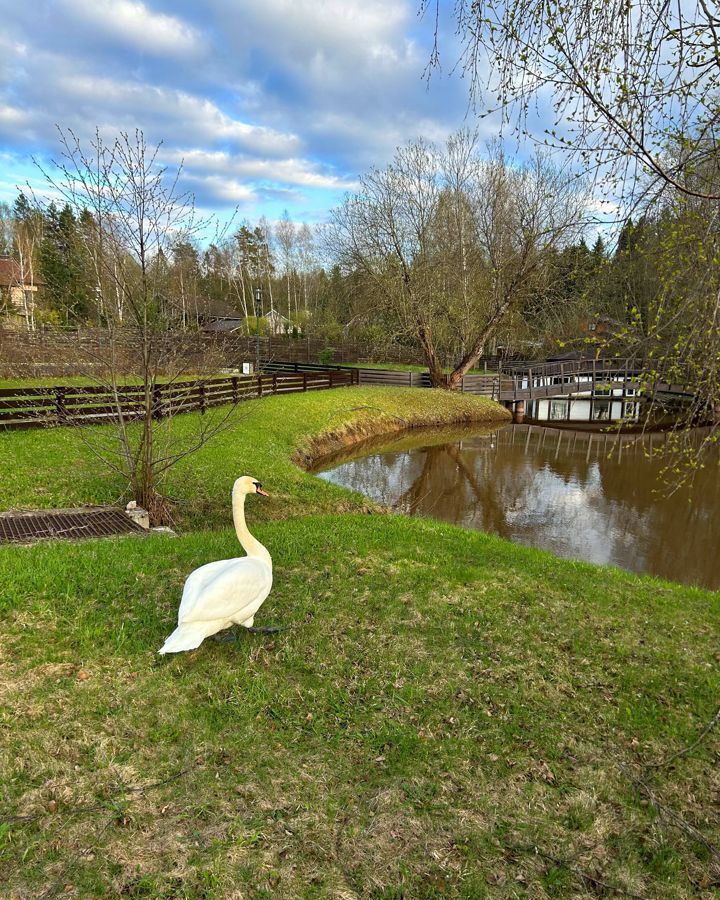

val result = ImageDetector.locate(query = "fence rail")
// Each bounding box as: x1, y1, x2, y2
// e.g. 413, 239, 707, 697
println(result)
2, 356, 689, 431
262, 361, 500, 395
0, 369, 359, 430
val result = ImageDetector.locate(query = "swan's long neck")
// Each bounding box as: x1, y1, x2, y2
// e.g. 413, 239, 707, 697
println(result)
232, 489, 272, 568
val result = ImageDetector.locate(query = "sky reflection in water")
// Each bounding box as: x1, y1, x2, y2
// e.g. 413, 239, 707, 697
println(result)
316, 424, 720, 590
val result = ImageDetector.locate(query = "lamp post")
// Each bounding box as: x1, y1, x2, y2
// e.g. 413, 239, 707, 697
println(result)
254, 286, 262, 373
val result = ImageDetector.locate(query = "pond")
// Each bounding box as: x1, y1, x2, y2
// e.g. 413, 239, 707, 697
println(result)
315, 423, 720, 590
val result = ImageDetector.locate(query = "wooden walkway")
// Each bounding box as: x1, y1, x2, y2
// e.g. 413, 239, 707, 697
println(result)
496, 358, 693, 403
264, 358, 693, 402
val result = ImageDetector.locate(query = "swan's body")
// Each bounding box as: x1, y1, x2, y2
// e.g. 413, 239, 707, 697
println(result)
159, 476, 272, 654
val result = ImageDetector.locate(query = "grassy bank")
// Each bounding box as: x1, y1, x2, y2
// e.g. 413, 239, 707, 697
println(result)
0, 386, 508, 527
1, 516, 718, 898
1, 387, 718, 898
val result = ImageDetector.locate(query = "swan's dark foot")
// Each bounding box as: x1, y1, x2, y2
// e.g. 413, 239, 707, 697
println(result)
213, 628, 239, 643
245, 625, 288, 634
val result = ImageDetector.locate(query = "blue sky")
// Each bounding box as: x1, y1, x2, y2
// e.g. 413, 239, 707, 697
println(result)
0, 0, 498, 228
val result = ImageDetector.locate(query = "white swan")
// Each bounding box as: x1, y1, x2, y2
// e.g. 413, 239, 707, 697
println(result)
158, 476, 273, 654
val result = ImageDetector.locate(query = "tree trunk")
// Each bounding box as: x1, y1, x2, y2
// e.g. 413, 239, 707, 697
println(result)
447, 297, 514, 389
416, 318, 446, 387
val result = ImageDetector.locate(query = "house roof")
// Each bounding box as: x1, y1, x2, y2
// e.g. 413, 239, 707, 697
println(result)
203, 318, 244, 332
0, 257, 43, 287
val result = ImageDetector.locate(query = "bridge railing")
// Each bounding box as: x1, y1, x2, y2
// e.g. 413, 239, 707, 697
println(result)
500, 357, 643, 377
495, 358, 652, 403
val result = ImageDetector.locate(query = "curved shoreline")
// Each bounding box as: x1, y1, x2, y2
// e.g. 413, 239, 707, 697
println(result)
291, 391, 511, 470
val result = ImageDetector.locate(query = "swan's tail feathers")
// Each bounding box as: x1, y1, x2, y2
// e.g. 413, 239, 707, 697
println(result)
158, 622, 212, 655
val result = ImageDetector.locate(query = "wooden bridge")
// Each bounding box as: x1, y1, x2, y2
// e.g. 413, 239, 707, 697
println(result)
494, 358, 693, 404
265, 358, 693, 404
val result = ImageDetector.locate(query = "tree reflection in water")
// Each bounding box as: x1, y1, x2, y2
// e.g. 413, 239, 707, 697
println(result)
315, 424, 720, 590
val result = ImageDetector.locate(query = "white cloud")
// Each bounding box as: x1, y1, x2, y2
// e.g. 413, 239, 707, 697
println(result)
211, 0, 419, 94
214, 0, 407, 51
165, 148, 357, 191
182, 174, 257, 205
0, 0, 477, 217
54, 74, 301, 156
0, 105, 30, 127
59, 0, 201, 57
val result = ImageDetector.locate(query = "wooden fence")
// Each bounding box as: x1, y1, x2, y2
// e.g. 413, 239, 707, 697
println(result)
0, 369, 358, 430
263, 361, 500, 396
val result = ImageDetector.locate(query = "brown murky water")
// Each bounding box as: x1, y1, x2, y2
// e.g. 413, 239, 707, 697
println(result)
315, 424, 720, 590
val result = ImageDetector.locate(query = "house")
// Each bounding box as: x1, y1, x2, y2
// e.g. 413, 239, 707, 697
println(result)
203, 316, 245, 333
264, 308, 293, 336
0, 257, 42, 325
202, 310, 300, 336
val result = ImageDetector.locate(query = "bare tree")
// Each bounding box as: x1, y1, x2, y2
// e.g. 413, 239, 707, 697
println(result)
329, 131, 587, 386
275, 211, 297, 321
37, 128, 238, 522
430, 3, 720, 473
424, 0, 720, 203
296, 222, 315, 315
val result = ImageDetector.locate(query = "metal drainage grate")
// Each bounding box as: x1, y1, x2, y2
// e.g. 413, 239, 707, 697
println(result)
0, 507, 147, 544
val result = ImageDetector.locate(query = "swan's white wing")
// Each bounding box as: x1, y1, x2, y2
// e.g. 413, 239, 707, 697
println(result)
179, 557, 272, 625
177, 558, 237, 622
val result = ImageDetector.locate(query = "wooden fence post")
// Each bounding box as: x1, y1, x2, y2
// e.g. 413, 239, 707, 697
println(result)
152, 384, 163, 420
55, 387, 68, 423
272, 373, 278, 395
231, 376, 238, 405
257, 375, 263, 398
198, 382, 206, 415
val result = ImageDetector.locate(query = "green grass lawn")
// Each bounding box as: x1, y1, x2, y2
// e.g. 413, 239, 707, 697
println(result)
347, 362, 499, 375
346, 361, 431, 373
0, 388, 718, 898
0, 386, 508, 527
0, 364, 498, 388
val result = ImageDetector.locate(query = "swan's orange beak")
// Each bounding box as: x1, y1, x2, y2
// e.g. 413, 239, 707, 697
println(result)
256, 487, 269, 497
